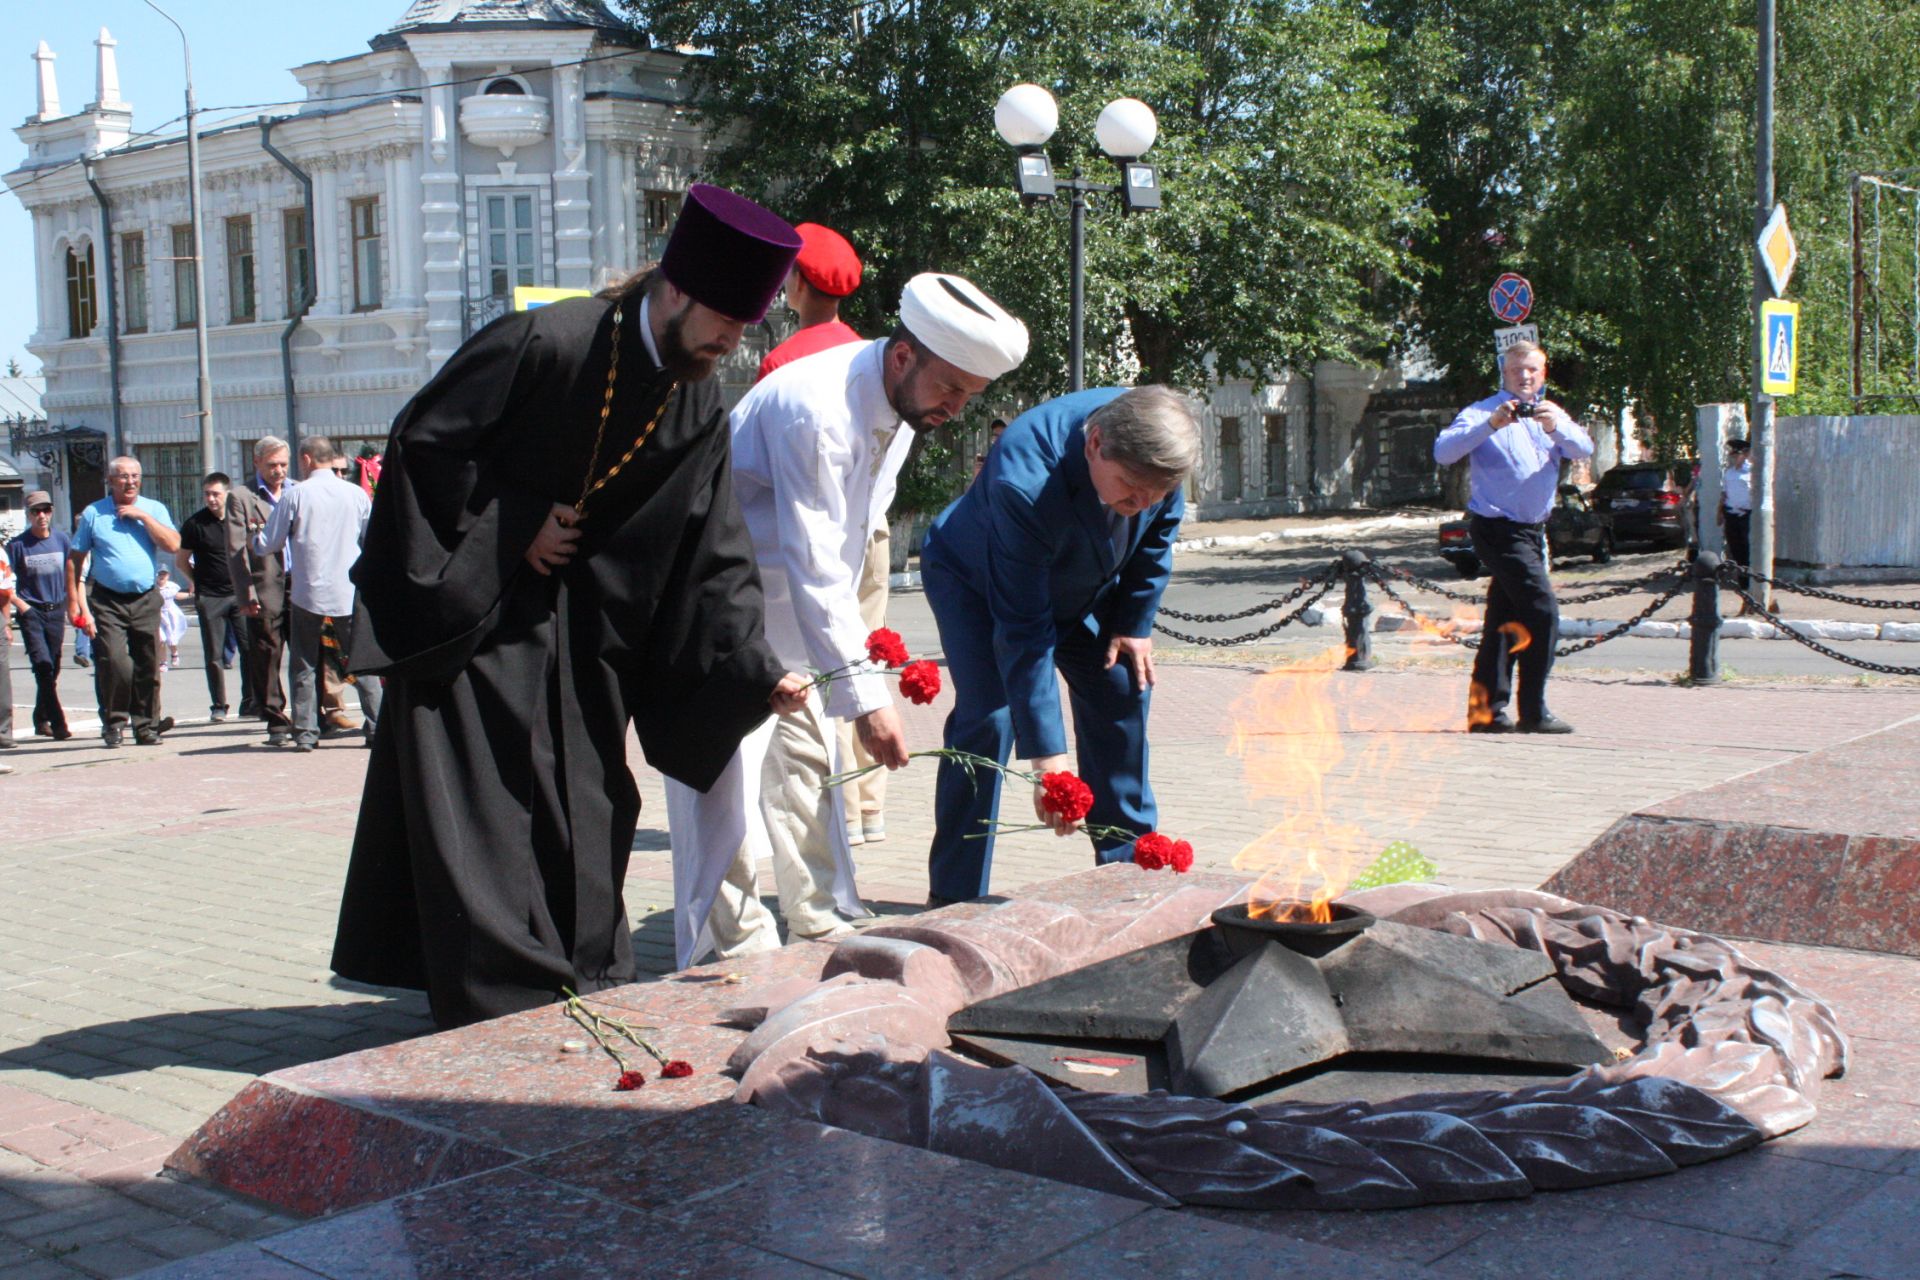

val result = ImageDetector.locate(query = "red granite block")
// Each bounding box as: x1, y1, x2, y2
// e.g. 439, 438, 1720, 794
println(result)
590, 942, 837, 1024
1421, 1200, 1784, 1278
1826, 836, 1920, 957
1774, 1174, 1920, 1280
272, 1010, 741, 1159
1562, 1146, 1885, 1244
1015, 1209, 1449, 1279
165, 1080, 515, 1218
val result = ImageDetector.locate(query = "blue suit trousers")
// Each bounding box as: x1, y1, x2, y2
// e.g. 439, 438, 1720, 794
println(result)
923, 559, 1157, 902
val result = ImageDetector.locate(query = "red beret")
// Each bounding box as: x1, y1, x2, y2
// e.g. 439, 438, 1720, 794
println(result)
793, 223, 863, 297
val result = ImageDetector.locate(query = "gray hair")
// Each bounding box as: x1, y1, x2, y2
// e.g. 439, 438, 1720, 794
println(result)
1086, 386, 1200, 487
106, 455, 141, 478
253, 435, 289, 462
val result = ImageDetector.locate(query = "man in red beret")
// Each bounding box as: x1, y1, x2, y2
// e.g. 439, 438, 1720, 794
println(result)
757, 222, 865, 382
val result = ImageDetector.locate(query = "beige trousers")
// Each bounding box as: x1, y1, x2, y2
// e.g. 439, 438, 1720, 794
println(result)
838, 518, 891, 829
707, 694, 851, 958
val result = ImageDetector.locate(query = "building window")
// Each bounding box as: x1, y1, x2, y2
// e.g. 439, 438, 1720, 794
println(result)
172, 224, 197, 328
226, 215, 256, 323
351, 197, 382, 312
1264, 412, 1289, 496
1217, 415, 1243, 502
283, 208, 311, 313
134, 442, 200, 523
482, 191, 537, 301
122, 233, 148, 333
643, 190, 680, 264
64, 244, 97, 339
483, 77, 527, 95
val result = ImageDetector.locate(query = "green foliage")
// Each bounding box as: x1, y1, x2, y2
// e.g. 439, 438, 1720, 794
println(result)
622, 0, 1423, 396
890, 431, 967, 516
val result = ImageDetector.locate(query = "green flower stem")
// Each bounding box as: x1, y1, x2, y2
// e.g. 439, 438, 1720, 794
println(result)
824, 747, 1037, 791
562, 989, 668, 1067
965, 818, 1138, 843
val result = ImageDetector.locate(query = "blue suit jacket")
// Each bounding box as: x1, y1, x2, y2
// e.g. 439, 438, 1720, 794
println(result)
923, 388, 1184, 759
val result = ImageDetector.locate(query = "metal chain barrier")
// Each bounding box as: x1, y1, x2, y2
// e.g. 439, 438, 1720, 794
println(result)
1727, 581, 1920, 676
1367, 564, 1686, 658
1728, 563, 1920, 612
1157, 564, 1341, 624
1367, 562, 1485, 605
1153, 578, 1340, 646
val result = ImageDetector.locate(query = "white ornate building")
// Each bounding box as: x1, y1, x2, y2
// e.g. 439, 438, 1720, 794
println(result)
6, 0, 729, 522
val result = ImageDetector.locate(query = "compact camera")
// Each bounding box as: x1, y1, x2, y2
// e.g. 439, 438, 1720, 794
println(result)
1512, 401, 1538, 418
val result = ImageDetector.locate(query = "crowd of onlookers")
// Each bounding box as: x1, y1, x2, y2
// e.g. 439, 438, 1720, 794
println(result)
0, 435, 379, 774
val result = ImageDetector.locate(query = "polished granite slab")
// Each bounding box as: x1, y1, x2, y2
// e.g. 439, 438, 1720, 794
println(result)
150, 865, 1920, 1279
1546, 719, 1920, 957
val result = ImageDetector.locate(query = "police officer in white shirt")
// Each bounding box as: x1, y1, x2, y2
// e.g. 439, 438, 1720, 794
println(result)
1720, 437, 1753, 597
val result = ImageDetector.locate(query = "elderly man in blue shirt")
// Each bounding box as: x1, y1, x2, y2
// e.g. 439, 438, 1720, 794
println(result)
66, 456, 181, 747
1433, 341, 1593, 734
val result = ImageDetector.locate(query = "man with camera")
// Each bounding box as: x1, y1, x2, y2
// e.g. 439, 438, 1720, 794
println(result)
1434, 340, 1593, 734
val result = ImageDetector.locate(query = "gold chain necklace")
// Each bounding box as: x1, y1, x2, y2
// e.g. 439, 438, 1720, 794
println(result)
575, 303, 679, 516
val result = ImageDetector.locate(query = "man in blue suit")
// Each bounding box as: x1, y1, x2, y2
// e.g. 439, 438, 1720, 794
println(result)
921, 385, 1200, 904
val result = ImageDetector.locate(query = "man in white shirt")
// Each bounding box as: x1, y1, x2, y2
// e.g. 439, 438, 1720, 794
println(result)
1720, 437, 1753, 598
664, 273, 1028, 966
258, 436, 379, 751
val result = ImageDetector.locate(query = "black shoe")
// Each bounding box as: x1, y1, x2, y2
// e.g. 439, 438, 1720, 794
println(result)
102, 727, 124, 748
51, 725, 71, 741
32, 722, 52, 738
924, 894, 962, 910
1467, 714, 1515, 734
74, 654, 91, 668
1518, 714, 1575, 735
155, 717, 176, 737
134, 732, 162, 747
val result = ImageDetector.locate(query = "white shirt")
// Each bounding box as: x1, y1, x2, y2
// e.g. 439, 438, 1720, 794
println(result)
729, 338, 913, 719
259, 469, 372, 616
1723, 459, 1752, 513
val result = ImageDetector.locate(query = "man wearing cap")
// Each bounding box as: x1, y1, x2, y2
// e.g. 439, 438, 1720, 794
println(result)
757, 222, 865, 383
1720, 437, 1753, 601
664, 272, 1028, 965
7, 492, 73, 739
921, 386, 1199, 904
332, 185, 812, 1029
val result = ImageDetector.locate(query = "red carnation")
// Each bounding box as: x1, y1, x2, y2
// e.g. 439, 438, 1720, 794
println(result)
660, 1060, 694, 1079
1168, 839, 1195, 874
1133, 832, 1173, 871
614, 1069, 646, 1091
1039, 772, 1095, 824
866, 627, 910, 668
899, 660, 942, 705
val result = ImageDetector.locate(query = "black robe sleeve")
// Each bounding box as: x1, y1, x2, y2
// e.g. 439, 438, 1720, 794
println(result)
349, 310, 563, 680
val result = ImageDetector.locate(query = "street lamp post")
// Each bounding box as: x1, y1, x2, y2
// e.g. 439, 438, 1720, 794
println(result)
142, 0, 216, 476
995, 85, 1161, 392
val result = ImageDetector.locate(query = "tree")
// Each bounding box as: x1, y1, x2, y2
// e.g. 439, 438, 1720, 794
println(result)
622, 0, 1421, 395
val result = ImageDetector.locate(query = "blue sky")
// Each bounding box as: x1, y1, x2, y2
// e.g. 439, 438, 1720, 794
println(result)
2, 1, 409, 376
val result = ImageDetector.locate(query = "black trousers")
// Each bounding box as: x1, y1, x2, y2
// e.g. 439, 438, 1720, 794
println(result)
19, 603, 67, 735
193, 592, 243, 714
86, 583, 163, 735
1468, 514, 1559, 723
1724, 509, 1752, 592
247, 601, 290, 730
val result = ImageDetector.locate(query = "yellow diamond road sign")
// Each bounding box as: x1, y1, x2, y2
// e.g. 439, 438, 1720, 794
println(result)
1758, 203, 1797, 296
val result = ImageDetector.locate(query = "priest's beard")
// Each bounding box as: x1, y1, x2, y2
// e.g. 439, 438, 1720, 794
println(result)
660, 303, 725, 381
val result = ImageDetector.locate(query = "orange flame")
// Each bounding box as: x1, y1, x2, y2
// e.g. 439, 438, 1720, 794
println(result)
1230, 644, 1454, 922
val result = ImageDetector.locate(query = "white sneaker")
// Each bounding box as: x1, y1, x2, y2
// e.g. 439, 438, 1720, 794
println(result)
0, 763, 13, 775
861, 815, 887, 843
845, 823, 864, 847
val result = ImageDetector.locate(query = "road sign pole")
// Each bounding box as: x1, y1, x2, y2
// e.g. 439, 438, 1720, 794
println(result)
1749, 0, 1777, 610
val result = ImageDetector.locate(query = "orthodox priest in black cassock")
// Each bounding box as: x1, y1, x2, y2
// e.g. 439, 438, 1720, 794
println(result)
332, 185, 806, 1029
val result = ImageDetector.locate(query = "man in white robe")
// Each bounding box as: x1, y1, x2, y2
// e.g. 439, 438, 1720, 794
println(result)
665, 273, 1028, 966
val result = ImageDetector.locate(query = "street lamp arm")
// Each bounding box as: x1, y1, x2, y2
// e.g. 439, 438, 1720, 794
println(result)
140, 0, 192, 79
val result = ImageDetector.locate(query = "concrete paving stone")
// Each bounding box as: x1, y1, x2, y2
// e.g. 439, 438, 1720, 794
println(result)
0, 1257, 87, 1280
134, 1223, 243, 1262
3, 1201, 174, 1252
55, 1239, 170, 1280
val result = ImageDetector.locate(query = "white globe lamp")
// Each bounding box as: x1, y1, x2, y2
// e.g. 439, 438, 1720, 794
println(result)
1095, 97, 1157, 159
994, 83, 1059, 149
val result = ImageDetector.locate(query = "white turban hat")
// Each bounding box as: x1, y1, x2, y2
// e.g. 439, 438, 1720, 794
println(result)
898, 273, 1029, 380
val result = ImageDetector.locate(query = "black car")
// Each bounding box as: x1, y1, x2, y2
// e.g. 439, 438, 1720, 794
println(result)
1436, 485, 1614, 578
1591, 461, 1691, 548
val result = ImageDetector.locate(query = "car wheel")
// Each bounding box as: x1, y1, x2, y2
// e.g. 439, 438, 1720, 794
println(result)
1593, 534, 1613, 564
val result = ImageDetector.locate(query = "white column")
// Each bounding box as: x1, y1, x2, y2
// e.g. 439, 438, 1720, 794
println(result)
385, 143, 423, 309
33, 42, 60, 121
417, 61, 465, 365
91, 28, 125, 112
310, 157, 342, 315
31, 211, 58, 341
550, 60, 592, 290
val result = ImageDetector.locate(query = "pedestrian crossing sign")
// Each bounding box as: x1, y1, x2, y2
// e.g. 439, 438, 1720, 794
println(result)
1761, 299, 1799, 395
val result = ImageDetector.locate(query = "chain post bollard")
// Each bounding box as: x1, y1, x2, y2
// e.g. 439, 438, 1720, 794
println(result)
1341, 549, 1374, 671
1688, 551, 1723, 685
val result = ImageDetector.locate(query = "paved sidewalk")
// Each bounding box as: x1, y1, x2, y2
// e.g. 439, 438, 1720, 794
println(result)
2, 627, 1919, 1273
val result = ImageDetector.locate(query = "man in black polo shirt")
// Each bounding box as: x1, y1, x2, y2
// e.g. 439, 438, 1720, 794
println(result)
175, 472, 249, 724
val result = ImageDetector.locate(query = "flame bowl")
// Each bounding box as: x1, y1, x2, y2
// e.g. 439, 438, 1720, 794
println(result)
1211, 901, 1377, 959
